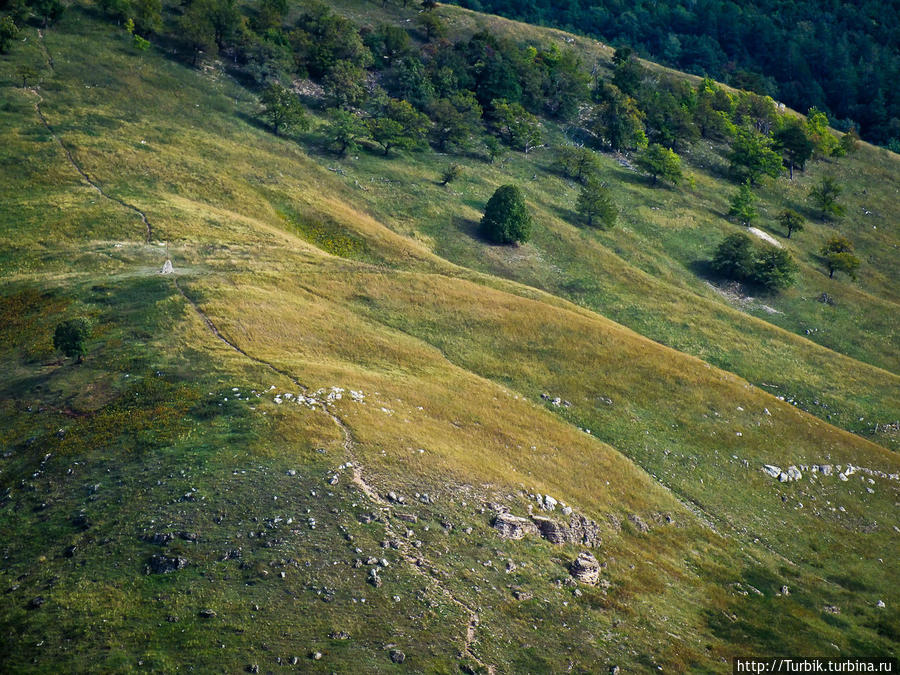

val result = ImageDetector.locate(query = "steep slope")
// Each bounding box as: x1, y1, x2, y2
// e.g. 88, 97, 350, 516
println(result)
0, 4, 898, 673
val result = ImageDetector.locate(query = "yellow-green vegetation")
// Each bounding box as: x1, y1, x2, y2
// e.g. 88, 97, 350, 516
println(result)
0, 2, 898, 673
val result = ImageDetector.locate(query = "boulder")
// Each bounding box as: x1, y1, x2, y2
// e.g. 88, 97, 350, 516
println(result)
762, 465, 782, 478
492, 513, 538, 540
570, 551, 601, 585
532, 515, 570, 544
532, 514, 602, 547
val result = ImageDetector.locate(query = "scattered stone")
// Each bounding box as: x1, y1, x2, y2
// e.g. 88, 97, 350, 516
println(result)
160, 259, 174, 274
628, 514, 649, 533
246, 665, 259, 673
368, 568, 382, 588
396, 513, 418, 524
198, 608, 216, 618
570, 551, 601, 585
179, 531, 198, 542
148, 532, 174, 545
64, 545, 76, 558
877, 600, 886, 608
310, 651, 322, 660
28, 596, 45, 610
780, 586, 790, 596
512, 588, 532, 601
389, 650, 405, 664
148, 554, 188, 574
329, 631, 350, 640
823, 605, 840, 615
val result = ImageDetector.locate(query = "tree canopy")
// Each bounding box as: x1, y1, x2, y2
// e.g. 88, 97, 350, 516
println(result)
449, 0, 900, 149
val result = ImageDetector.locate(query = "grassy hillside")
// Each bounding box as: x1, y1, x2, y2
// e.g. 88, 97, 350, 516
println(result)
1, 2, 898, 672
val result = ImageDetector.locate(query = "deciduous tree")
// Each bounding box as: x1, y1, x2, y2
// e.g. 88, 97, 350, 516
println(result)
553, 146, 601, 183
0, 15, 20, 53
323, 108, 366, 156
820, 236, 859, 279
636, 143, 682, 185
777, 209, 804, 239
260, 83, 309, 136
773, 119, 814, 179
728, 127, 782, 184
367, 98, 430, 156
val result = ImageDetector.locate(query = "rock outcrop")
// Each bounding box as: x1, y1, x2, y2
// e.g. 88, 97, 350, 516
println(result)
492, 513, 539, 540
570, 551, 601, 585
532, 514, 602, 547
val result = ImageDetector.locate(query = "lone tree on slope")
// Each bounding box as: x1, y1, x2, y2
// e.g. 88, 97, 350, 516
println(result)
53, 318, 91, 364
821, 235, 860, 280
576, 176, 617, 228
777, 208, 805, 239
728, 180, 757, 226
480, 184, 532, 245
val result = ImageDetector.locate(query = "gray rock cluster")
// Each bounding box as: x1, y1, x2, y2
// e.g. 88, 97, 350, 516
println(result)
762, 461, 898, 484
492, 510, 602, 547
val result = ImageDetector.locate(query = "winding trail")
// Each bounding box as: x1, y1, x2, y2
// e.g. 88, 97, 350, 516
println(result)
29, 30, 152, 244
174, 275, 493, 672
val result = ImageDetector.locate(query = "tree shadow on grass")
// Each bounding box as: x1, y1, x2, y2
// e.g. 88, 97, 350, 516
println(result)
453, 215, 483, 242
688, 258, 718, 282
234, 110, 272, 135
